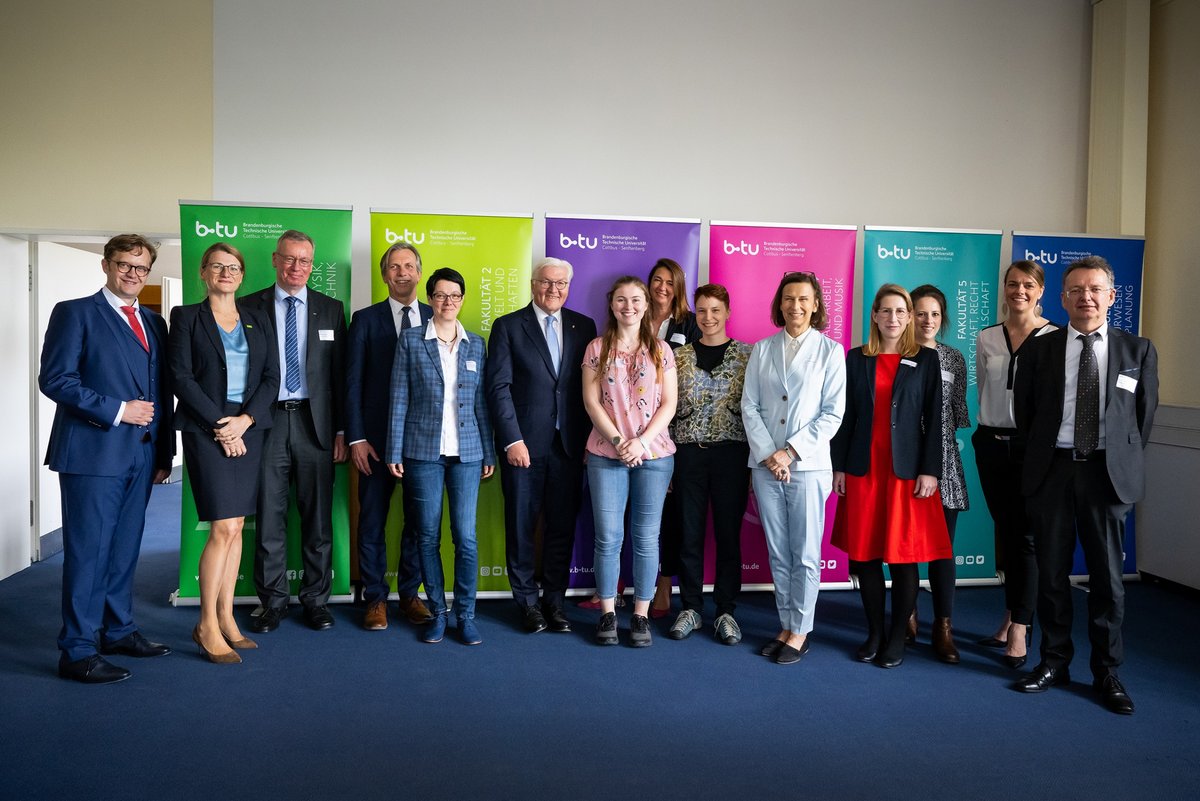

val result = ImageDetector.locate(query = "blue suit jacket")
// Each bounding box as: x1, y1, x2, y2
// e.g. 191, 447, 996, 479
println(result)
387, 326, 495, 466
40, 290, 175, 475
346, 299, 432, 450
485, 303, 596, 459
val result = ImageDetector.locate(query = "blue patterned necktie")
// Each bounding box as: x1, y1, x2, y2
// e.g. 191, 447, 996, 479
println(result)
545, 314, 561, 376
1074, 332, 1099, 455
400, 305, 413, 332
285, 296, 301, 393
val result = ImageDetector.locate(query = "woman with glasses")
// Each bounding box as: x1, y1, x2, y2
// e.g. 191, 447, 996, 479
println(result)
831, 284, 950, 668
169, 242, 279, 664
583, 276, 678, 647
387, 267, 495, 646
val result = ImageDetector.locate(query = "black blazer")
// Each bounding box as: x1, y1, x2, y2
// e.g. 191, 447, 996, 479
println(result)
345, 298, 433, 449
1014, 326, 1158, 504
169, 300, 280, 435
485, 303, 597, 459
663, 311, 702, 350
830, 346, 943, 480
244, 285, 347, 449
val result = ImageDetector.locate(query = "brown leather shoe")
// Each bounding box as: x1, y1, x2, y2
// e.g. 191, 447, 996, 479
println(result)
932, 617, 961, 664
363, 600, 388, 631
398, 596, 433, 625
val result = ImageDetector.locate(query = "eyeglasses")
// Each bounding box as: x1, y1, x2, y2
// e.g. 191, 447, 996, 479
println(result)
108, 260, 151, 277
430, 292, 464, 304
276, 255, 313, 268
207, 262, 244, 275
1065, 285, 1112, 299
534, 279, 570, 290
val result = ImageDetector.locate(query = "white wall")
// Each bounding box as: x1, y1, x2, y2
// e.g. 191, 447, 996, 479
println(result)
212, 0, 1093, 310
0, 235, 32, 579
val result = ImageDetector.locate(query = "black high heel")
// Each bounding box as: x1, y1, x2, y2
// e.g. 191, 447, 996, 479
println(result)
1003, 622, 1032, 669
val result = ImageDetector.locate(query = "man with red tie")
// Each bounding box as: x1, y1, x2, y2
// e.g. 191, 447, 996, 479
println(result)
40, 234, 175, 684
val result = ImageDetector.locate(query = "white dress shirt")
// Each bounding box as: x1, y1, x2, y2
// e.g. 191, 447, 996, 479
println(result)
426, 319, 468, 457
101, 286, 144, 426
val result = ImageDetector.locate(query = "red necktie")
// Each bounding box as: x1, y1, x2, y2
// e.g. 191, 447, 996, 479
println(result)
120, 305, 149, 352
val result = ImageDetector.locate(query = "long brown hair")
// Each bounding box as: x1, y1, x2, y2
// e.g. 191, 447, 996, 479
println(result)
648, 258, 691, 324
597, 276, 663, 387
863, 283, 919, 358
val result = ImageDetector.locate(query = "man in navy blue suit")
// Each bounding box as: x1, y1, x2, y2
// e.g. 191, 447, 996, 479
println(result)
346, 242, 434, 630
40, 234, 175, 684
486, 257, 596, 634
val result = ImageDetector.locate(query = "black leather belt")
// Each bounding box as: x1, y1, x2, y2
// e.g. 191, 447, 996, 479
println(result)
1055, 447, 1105, 462
276, 399, 309, 411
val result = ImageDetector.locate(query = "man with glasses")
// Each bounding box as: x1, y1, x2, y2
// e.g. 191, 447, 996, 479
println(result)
485, 258, 596, 633
245, 230, 347, 633
345, 242, 433, 630
40, 233, 175, 683
1013, 255, 1158, 714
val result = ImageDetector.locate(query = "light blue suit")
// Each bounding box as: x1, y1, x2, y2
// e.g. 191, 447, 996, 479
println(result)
742, 329, 846, 634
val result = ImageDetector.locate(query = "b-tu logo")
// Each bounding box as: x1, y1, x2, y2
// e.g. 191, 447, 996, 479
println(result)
195, 220, 238, 238
876, 244, 911, 260
385, 227, 425, 245
1023, 249, 1058, 264
559, 233, 597, 250
723, 240, 760, 256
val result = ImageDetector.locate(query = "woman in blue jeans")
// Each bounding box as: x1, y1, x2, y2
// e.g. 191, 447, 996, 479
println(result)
388, 267, 495, 646
582, 276, 678, 647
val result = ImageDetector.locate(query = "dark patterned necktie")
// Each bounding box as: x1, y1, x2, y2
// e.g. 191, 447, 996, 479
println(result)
284, 296, 301, 393
1074, 332, 1099, 455
400, 305, 413, 333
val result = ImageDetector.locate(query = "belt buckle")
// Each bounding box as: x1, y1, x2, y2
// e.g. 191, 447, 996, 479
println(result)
281, 399, 303, 411
1072, 449, 1089, 462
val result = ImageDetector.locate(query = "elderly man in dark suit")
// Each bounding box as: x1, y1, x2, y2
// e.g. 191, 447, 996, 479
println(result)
485, 257, 597, 634
39, 233, 175, 684
245, 229, 347, 633
1013, 255, 1158, 715
346, 242, 433, 631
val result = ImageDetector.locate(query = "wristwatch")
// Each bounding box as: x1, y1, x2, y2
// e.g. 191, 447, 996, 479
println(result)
611, 434, 623, 446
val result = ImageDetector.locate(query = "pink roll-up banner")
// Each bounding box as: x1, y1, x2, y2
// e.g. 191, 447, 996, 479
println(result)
545, 214, 702, 591
709, 222, 858, 586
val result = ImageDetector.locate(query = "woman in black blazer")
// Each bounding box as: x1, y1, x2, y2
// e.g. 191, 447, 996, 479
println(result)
170, 242, 279, 664
830, 284, 950, 668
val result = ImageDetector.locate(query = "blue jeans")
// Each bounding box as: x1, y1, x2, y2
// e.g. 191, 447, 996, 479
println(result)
403, 456, 481, 620
587, 454, 674, 602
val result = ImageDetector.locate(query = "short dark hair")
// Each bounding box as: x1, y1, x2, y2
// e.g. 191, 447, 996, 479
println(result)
104, 233, 159, 265
276, 229, 313, 250
379, 242, 422, 274
1062, 255, 1115, 290
769, 272, 828, 331
426, 267, 466, 298
910, 284, 948, 335
693, 283, 730, 309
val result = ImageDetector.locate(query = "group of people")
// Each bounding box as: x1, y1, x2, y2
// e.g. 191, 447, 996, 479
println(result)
39, 232, 1157, 716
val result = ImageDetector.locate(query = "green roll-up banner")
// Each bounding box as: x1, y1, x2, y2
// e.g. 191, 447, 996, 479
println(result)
369, 210, 533, 595
862, 226, 1002, 581
176, 201, 353, 601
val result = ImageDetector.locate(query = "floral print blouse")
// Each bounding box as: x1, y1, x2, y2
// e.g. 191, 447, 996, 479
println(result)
670, 339, 752, 445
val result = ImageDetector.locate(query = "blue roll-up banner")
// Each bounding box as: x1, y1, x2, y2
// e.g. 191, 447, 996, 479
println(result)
1011, 232, 1145, 576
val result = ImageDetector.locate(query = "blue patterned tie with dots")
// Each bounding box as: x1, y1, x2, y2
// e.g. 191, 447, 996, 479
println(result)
1073, 332, 1099, 455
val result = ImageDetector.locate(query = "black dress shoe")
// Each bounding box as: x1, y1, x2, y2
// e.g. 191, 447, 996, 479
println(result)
873, 652, 903, 669
101, 631, 171, 658
1094, 674, 1135, 715
1003, 654, 1028, 670
58, 654, 131, 684
250, 606, 287, 633
855, 638, 880, 663
760, 639, 785, 658
542, 605, 571, 633
303, 605, 335, 631
1015, 664, 1070, 693
522, 605, 548, 634
775, 638, 811, 665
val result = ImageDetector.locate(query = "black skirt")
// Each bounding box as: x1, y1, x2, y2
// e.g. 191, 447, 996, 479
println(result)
184, 401, 265, 521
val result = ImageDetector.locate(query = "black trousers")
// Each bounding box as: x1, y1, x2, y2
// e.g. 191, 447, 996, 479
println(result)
973, 426, 1037, 624
255, 403, 334, 609
1026, 450, 1130, 678
499, 434, 583, 608
673, 442, 750, 616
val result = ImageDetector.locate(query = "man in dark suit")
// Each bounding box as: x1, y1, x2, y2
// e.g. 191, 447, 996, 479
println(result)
1014, 255, 1158, 714
346, 242, 434, 631
485, 257, 596, 633
245, 230, 347, 633
39, 233, 175, 684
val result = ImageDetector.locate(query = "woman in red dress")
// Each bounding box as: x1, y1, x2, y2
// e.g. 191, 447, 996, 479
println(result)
831, 284, 951, 668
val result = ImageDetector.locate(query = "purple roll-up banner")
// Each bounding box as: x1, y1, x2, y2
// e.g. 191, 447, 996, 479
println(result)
545, 214, 701, 591
710, 222, 858, 586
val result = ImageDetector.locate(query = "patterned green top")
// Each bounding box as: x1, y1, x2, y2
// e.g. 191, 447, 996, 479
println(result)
670, 340, 752, 444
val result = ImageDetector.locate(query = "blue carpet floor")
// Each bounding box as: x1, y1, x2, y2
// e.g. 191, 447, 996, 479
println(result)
1, 482, 1197, 800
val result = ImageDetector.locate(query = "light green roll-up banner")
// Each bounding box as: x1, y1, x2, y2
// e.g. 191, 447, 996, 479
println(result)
369, 210, 533, 595
176, 201, 353, 602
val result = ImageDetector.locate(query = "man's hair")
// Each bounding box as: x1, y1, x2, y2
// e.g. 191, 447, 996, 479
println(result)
276, 229, 314, 250
379, 242, 422, 273
1062, 255, 1115, 290
533, 257, 573, 281
104, 233, 159, 265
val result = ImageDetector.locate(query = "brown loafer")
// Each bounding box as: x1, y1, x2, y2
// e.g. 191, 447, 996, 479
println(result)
398, 596, 434, 625
363, 600, 388, 631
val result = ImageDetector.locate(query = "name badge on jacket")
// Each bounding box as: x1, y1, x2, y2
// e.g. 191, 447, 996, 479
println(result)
319, 329, 335, 341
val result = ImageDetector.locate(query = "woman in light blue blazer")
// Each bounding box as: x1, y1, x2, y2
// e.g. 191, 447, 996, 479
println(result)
742, 272, 846, 665
387, 267, 495, 646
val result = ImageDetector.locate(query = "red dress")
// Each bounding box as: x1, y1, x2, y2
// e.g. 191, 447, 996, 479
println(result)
832, 354, 952, 563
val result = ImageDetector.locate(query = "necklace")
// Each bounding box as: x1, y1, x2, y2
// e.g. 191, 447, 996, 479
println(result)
437, 333, 457, 345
